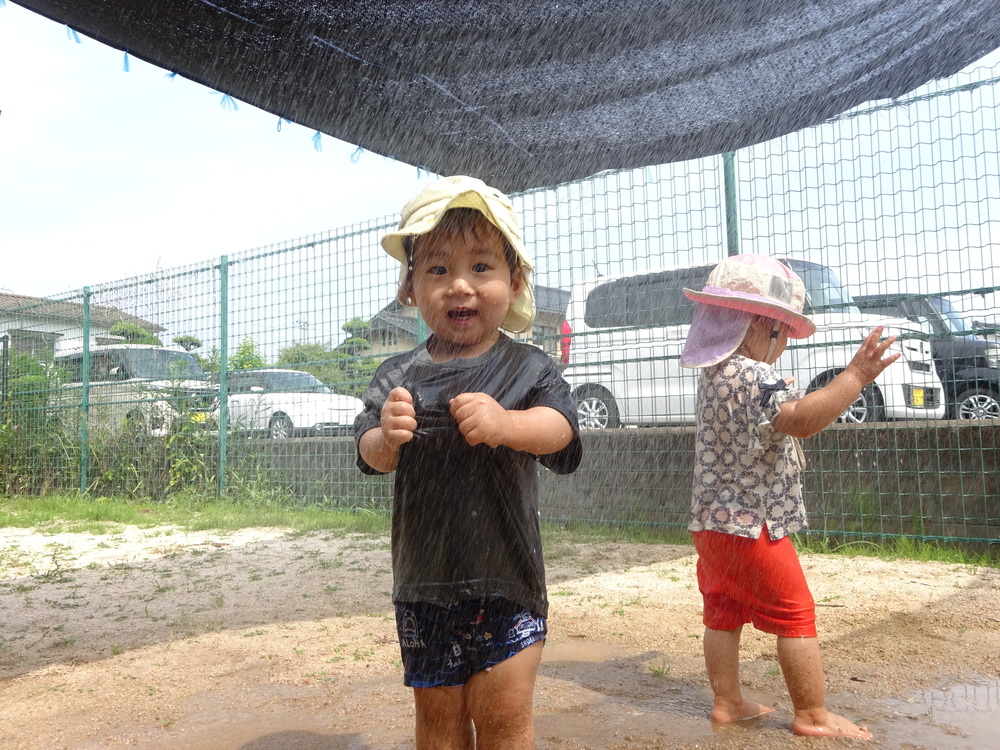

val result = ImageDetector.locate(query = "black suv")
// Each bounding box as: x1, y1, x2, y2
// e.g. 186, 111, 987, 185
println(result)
853, 294, 1000, 419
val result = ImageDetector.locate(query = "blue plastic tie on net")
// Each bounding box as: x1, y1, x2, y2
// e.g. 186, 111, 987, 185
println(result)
385, 154, 396, 161
66, 26, 81, 44
277, 117, 291, 132
350, 146, 364, 163
213, 92, 238, 111
123, 51, 130, 72
165, 71, 178, 81
312, 131, 322, 152
416, 165, 431, 179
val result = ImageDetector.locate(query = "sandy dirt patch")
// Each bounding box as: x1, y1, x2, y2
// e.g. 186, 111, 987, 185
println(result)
1, 525, 998, 749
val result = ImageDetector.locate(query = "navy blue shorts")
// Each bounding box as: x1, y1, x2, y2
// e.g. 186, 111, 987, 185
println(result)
394, 598, 547, 688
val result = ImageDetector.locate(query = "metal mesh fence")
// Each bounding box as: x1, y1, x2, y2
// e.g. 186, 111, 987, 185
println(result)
2, 55, 999, 549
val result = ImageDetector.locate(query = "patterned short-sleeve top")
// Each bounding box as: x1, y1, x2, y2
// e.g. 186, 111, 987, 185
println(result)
688, 355, 807, 540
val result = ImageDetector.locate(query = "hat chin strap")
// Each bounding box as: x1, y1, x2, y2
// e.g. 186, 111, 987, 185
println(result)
766, 320, 781, 361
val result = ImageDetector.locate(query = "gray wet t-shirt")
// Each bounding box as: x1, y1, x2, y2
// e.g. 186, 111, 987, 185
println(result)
354, 334, 582, 617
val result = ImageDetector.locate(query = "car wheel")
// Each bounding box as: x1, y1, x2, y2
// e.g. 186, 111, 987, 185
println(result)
837, 384, 885, 424
809, 378, 884, 424
575, 387, 620, 429
955, 386, 1000, 419
268, 414, 293, 439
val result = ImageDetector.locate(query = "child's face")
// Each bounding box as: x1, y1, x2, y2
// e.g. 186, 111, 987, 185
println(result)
408, 221, 522, 359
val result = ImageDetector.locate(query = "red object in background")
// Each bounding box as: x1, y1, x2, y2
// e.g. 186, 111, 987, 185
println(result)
560, 320, 572, 364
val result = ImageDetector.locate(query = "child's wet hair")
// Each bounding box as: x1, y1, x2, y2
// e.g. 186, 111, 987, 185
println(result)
402, 207, 520, 278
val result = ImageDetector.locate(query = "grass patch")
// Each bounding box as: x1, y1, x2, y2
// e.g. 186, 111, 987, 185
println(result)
1, 494, 996, 569
0, 494, 391, 536
541, 520, 691, 547
795, 531, 997, 567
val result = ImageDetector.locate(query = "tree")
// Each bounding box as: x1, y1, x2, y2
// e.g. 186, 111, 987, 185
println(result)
276, 330, 378, 398
276, 342, 345, 388
229, 337, 266, 371
337, 318, 372, 357
200, 346, 221, 373
336, 351, 379, 398
109, 321, 162, 346
172, 335, 203, 352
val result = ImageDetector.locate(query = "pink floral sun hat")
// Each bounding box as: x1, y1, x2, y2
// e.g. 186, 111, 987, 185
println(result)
680, 254, 816, 368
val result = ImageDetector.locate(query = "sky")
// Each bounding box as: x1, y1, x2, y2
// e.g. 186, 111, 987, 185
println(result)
0, 2, 429, 299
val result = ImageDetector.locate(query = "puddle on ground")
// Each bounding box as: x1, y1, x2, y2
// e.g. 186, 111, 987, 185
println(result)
877, 679, 1000, 750
541, 640, 1000, 749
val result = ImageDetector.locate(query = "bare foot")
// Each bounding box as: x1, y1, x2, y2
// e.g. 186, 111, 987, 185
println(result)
711, 699, 775, 723
792, 711, 873, 740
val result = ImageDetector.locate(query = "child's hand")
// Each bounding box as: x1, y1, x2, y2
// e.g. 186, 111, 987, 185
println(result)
846, 326, 901, 386
381, 387, 417, 447
450, 392, 512, 448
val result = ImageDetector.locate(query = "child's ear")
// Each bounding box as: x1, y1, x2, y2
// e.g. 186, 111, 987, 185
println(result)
509, 266, 524, 300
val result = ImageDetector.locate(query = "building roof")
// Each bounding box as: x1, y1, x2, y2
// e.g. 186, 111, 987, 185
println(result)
0, 293, 164, 332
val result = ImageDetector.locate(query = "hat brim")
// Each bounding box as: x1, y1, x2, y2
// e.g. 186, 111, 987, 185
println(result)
683, 288, 816, 339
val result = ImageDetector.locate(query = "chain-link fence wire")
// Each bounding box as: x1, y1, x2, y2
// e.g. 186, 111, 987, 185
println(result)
2, 55, 999, 547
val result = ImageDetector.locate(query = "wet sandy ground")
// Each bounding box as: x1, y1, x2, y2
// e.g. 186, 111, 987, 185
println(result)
0, 526, 997, 749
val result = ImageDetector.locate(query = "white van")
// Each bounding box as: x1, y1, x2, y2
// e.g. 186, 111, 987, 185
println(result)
561, 258, 946, 428
52, 344, 218, 436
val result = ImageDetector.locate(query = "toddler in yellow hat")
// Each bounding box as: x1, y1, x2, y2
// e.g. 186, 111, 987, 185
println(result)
355, 175, 582, 748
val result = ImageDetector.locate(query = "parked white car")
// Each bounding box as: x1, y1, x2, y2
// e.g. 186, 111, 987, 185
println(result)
219, 369, 363, 439
562, 258, 946, 428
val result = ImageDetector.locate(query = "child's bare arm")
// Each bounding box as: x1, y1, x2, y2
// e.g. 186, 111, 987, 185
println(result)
450, 392, 575, 455
772, 326, 901, 439
358, 387, 417, 472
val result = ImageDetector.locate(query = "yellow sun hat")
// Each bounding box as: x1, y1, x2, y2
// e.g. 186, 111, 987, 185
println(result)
380, 175, 535, 334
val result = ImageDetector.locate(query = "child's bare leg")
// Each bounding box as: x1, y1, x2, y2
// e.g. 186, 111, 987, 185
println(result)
464, 641, 543, 750
413, 685, 475, 750
777, 636, 873, 740
704, 626, 774, 722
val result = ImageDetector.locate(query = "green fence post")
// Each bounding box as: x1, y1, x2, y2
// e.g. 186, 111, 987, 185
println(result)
80, 287, 91, 496
218, 256, 229, 496
0, 334, 8, 425
722, 151, 740, 256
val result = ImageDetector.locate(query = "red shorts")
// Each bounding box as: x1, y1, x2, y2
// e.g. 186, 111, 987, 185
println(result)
692, 528, 816, 638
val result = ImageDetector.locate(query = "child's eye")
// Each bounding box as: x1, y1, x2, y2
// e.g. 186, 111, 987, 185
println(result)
472, 262, 491, 273
429, 266, 447, 275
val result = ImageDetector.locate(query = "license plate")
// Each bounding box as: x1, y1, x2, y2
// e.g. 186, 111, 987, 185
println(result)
191, 412, 208, 423
911, 388, 924, 407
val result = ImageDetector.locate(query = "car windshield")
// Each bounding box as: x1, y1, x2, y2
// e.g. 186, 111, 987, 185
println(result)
782, 259, 859, 314
262, 372, 332, 393
928, 297, 973, 334
124, 349, 207, 380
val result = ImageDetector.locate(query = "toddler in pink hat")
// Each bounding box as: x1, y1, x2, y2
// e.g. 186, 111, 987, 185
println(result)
682, 254, 894, 740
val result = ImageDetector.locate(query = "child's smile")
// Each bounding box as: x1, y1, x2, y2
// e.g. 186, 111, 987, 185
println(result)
448, 307, 476, 321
